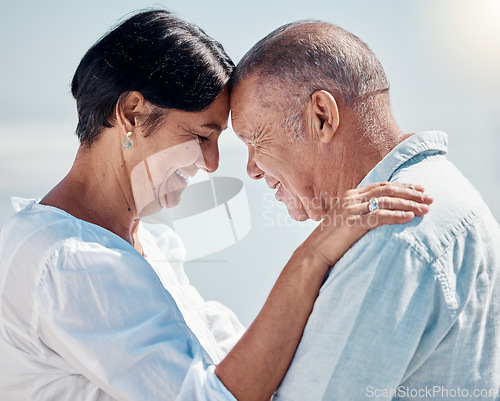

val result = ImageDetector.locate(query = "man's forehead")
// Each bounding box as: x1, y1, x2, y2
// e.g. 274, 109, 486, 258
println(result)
230, 73, 280, 133
230, 97, 265, 130
231, 86, 258, 117
231, 79, 257, 106
232, 79, 277, 112
230, 107, 255, 137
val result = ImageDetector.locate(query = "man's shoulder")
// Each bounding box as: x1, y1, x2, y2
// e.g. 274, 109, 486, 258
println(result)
329, 154, 499, 289
386, 154, 497, 263
330, 155, 500, 312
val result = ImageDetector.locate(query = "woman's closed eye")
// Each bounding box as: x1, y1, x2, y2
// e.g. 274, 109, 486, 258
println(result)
195, 134, 209, 144
193, 130, 215, 144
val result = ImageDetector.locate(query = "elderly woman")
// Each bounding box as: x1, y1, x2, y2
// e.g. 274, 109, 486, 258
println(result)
0, 9, 432, 401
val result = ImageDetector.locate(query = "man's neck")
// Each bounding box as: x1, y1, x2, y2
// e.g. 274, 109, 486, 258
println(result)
315, 119, 407, 215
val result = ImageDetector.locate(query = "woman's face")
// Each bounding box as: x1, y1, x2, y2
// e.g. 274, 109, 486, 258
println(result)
130, 88, 229, 217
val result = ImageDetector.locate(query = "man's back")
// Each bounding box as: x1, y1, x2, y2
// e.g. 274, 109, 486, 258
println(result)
274, 131, 500, 400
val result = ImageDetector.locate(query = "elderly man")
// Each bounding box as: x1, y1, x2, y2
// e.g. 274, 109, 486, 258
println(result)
230, 21, 500, 400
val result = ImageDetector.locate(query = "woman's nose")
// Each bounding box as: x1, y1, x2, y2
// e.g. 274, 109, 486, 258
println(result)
200, 142, 220, 173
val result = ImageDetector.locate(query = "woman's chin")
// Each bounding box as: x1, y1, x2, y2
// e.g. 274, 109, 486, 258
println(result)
159, 174, 189, 210
136, 189, 185, 217
138, 201, 163, 218
161, 189, 185, 209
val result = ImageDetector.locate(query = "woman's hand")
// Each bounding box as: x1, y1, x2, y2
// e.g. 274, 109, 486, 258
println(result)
301, 182, 433, 269
216, 182, 432, 401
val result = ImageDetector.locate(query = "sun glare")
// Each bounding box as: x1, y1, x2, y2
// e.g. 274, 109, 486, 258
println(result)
437, 0, 500, 78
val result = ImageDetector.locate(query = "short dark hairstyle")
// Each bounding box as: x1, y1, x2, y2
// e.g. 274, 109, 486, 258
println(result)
71, 9, 234, 144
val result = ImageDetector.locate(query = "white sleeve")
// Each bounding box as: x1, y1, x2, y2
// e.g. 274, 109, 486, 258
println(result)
204, 300, 245, 356
139, 222, 245, 357
35, 239, 236, 401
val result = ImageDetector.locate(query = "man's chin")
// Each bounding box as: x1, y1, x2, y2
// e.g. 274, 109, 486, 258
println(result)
282, 200, 326, 222
283, 202, 310, 222
278, 189, 312, 221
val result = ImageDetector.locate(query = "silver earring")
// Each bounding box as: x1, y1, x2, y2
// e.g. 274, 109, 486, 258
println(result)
123, 131, 133, 150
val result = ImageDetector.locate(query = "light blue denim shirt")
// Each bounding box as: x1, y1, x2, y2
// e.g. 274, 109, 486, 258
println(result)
274, 131, 500, 401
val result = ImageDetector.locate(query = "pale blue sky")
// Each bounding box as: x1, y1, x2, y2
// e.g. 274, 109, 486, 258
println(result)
1, 0, 499, 325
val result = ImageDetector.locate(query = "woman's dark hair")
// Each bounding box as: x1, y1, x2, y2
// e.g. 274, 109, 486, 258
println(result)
71, 9, 234, 144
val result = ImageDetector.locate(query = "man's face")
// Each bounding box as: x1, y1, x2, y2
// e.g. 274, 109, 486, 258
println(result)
231, 76, 325, 221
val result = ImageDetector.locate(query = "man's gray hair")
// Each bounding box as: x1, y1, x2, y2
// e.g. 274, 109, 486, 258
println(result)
231, 21, 391, 139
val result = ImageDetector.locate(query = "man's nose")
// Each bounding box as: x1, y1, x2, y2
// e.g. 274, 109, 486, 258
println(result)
247, 146, 264, 180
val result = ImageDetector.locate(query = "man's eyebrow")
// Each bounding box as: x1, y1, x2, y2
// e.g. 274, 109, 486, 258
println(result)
201, 123, 228, 132
236, 132, 253, 144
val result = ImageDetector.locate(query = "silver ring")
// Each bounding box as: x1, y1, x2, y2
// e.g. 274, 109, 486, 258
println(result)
368, 198, 380, 212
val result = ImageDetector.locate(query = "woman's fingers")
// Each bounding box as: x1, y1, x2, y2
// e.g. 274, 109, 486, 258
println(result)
356, 181, 433, 204
348, 209, 415, 229
309, 182, 432, 267
331, 181, 433, 232
358, 181, 424, 194
348, 197, 430, 217
376, 197, 429, 216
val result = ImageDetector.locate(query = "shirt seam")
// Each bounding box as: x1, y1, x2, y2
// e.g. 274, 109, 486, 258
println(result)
32, 242, 64, 337
387, 209, 481, 317
0, 219, 75, 344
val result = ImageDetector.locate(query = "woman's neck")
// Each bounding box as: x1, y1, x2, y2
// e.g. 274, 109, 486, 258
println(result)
41, 135, 139, 246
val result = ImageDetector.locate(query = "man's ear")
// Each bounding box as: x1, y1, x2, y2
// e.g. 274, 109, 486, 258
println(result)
115, 91, 148, 132
307, 90, 340, 144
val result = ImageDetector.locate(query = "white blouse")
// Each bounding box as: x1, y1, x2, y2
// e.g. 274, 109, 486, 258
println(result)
0, 198, 244, 401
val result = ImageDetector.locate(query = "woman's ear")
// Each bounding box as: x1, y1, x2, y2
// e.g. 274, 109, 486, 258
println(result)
307, 90, 340, 144
115, 91, 148, 132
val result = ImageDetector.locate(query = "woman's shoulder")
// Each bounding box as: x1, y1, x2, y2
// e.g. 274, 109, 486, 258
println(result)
0, 201, 176, 356
1, 200, 77, 261
0, 199, 156, 313
0, 199, 142, 277
4, 200, 100, 246
0, 200, 136, 338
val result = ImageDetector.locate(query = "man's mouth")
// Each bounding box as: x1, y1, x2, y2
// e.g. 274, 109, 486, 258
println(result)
265, 176, 283, 193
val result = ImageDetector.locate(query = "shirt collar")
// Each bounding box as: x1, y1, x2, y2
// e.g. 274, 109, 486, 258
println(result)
11, 197, 37, 212
358, 131, 449, 188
